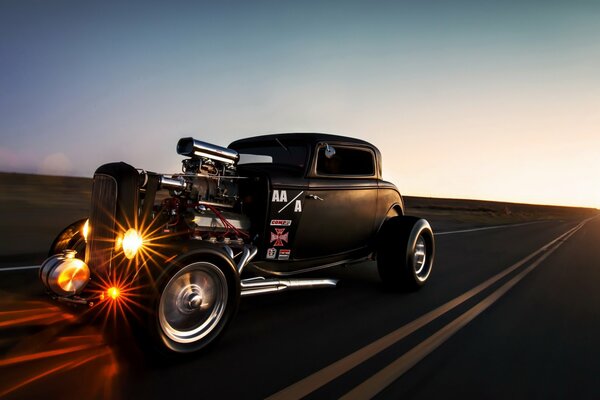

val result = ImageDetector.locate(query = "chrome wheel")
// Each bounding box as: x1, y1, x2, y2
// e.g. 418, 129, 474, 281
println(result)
413, 235, 430, 282
377, 216, 434, 291
159, 262, 228, 344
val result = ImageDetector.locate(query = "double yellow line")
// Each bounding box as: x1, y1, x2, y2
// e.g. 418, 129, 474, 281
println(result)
267, 217, 596, 400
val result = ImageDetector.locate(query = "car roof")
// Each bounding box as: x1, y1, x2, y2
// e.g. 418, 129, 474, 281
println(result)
228, 132, 374, 148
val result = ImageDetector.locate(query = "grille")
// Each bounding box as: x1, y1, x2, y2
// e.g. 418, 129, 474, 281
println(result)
86, 174, 118, 275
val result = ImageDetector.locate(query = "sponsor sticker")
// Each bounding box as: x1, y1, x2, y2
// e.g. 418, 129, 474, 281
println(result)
266, 248, 277, 259
270, 219, 292, 227
275, 190, 305, 214
270, 228, 289, 247
278, 249, 291, 260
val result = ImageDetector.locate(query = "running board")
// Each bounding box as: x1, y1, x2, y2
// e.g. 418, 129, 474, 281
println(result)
240, 277, 338, 297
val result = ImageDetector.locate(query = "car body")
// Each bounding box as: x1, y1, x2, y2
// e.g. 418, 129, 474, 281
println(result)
40, 133, 434, 353
230, 133, 404, 273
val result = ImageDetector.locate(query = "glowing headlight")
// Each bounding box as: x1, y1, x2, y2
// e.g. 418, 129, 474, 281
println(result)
107, 286, 121, 300
82, 219, 90, 242
122, 228, 143, 259
114, 234, 123, 251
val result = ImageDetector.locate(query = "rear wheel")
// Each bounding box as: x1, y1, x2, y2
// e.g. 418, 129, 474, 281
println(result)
154, 259, 239, 354
377, 216, 434, 291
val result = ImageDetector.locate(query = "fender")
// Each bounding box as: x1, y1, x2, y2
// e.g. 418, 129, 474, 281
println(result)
149, 241, 241, 297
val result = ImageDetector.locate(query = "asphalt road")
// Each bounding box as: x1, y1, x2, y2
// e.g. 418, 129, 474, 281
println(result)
1, 216, 599, 399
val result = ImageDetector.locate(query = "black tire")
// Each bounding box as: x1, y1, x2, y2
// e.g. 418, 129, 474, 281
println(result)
150, 252, 240, 354
377, 216, 435, 291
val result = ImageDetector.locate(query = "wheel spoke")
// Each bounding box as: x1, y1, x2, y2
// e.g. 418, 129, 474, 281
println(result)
159, 262, 228, 344
413, 235, 431, 281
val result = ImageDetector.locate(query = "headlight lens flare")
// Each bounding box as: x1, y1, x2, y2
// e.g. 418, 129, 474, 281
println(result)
82, 219, 90, 242
107, 286, 120, 300
122, 228, 143, 259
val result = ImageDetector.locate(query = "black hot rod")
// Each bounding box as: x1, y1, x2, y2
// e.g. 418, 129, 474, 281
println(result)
40, 133, 434, 353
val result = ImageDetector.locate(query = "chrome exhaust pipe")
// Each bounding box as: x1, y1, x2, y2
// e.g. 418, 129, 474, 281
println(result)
240, 277, 338, 297
237, 245, 258, 275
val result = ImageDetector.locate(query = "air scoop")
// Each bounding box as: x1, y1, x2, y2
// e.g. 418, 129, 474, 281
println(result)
177, 137, 240, 165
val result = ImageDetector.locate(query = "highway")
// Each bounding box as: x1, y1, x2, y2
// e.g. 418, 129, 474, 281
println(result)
1, 216, 599, 399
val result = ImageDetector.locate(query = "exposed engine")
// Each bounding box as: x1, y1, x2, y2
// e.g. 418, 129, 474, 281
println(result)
144, 137, 251, 243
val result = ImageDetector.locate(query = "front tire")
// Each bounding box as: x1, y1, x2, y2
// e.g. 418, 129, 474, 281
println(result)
154, 258, 239, 354
377, 216, 435, 291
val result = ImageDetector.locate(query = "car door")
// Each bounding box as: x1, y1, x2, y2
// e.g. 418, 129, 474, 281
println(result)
293, 143, 378, 260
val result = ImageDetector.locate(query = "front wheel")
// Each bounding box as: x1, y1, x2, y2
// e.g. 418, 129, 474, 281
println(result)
377, 216, 435, 291
155, 259, 239, 354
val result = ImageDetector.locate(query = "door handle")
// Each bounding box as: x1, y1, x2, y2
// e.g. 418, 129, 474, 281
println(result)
307, 194, 324, 201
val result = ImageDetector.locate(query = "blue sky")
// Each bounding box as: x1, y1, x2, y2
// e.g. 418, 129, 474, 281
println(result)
1, 0, 599, 207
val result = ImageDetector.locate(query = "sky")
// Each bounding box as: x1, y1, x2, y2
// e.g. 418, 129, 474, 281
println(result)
1, 0, 599, 208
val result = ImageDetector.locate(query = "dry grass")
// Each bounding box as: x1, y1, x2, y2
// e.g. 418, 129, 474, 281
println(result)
0, 173, 91, 259
404, 196, 597, 232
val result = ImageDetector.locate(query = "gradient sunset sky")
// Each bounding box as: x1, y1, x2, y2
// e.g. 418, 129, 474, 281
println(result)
1, 1, 599, 208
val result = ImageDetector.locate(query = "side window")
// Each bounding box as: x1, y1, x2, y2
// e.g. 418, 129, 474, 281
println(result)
316, 145, 375, 176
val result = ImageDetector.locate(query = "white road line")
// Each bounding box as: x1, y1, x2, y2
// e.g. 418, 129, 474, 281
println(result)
266, 219, 589, 400
0, 265, 41, 272
340, 221, 585, 399
435, 220, 547, 236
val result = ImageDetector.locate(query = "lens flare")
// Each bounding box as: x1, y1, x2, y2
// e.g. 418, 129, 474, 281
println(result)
107, 287, 120, 300
82, 219, 90, 242
122, 228, 143, 259
114, 234, 123, 251
91, 271, 149, 331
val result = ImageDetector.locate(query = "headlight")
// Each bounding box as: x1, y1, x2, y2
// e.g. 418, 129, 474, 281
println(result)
122, 228, 143, 259
41, 250, 90, 296
82, 219, 90, 242
107, 286, 120, 300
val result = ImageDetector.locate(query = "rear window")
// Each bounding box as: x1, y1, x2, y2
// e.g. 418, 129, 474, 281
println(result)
316, 146, 375, 176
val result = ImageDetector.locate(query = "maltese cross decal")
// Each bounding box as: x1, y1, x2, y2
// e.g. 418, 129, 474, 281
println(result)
270, 228, 289, 247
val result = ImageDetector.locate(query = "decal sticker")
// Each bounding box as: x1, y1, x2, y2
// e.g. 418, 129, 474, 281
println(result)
294, 200, 302, 212
272, 190, 288, 202
270, 228, 289, 247
278, 249, 291, 260
270, 219, 292, 227
266, 248, 277, 259
277, 191, 305, 213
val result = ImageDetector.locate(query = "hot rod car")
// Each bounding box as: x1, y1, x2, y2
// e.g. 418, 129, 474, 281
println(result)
39, 133, 434, 353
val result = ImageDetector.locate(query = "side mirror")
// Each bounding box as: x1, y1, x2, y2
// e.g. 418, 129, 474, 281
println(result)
324, 144, 336, 159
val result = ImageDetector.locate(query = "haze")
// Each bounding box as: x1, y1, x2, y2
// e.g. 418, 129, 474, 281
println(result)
1, 1, 599, 208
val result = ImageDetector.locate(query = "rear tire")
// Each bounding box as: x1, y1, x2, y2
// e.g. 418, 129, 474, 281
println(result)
377, 216, 434, 291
